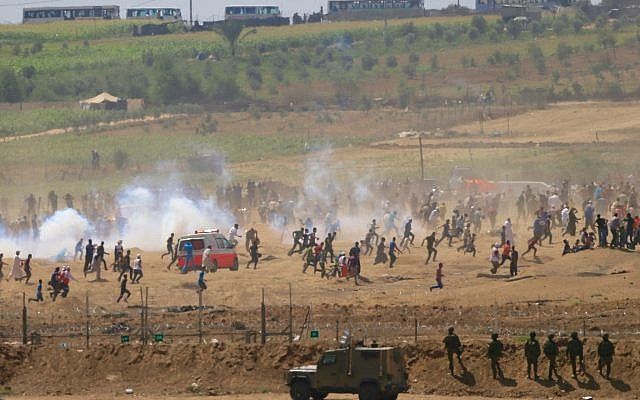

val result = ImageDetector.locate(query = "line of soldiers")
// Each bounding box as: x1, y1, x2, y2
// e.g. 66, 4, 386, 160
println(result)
443, 328, 615, 381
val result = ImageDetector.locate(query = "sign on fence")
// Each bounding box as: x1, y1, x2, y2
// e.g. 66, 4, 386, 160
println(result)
121, 335, 130, 344
154, 334, 164, 343
310, 329, 319, 339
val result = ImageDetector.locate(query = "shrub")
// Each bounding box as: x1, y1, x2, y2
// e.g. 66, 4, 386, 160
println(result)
113, 149, 129, 170
408, 53, 420, 64
386, 55, 398, 68
361, 54, 378, 71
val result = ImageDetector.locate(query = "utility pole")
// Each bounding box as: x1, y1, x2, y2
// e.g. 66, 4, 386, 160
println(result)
198, 289, 204, 344
189, 0, 193, 27
261, 288, 266, 345
418, 134, 425, 180
85, 293, 90, 349
22, 293, 27, 345
288, 283, 293, 344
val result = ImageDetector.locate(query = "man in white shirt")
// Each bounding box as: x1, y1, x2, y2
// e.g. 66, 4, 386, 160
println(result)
228, 224, 241, 247
202, 245, 215, 272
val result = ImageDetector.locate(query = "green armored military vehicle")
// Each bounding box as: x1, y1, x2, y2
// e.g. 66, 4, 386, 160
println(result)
285, 344, 408, 400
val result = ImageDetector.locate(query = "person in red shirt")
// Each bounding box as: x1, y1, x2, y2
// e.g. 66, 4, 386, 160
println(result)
430, 263, 444, 292
500, 241, 512, 266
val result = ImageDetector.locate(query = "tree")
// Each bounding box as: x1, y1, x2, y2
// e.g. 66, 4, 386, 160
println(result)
556, 43, 572, 67
530, 21, 544, 38
216, 21, 254, 58
0, 68, 24, 103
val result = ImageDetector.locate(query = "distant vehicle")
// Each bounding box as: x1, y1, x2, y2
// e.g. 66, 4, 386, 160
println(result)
126, 7, 182, 20
286, 344, 408, 400
23, 5, 120, 23
327, 0, 425, 21
225, 5, 281, 20
224, 5, 290, 26
176, 229, 239, 272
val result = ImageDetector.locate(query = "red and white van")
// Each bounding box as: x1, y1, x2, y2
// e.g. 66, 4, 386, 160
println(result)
177, 229, 239, 271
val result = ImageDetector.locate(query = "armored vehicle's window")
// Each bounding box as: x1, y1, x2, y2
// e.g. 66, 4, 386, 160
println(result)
361, 351, 378, 360
321, 354, 336, 365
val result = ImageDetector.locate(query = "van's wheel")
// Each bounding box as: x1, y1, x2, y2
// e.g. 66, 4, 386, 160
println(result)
359, 383, 381, 400
290, 381, 311, 400
231, 257, 239, 271
211, 261, 218, 273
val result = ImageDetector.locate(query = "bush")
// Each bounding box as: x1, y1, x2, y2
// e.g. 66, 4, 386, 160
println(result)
408, 53, 420, 64
298, 51, 311, 66
531, 21, 544, 38
397, 80, 413, 108
31, 41, 43, 54
248, 53, 261, 67
403, 63, 417, 78
361, 54, 378, 71
386, 55, 398, 68
471, 15, 488, 34
430, 54, 439, 71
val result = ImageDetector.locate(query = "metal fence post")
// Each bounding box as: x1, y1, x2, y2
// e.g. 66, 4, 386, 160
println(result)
22, 293, 27, 345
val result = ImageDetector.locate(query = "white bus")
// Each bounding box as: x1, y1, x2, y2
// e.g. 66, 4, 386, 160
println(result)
23, 5, 120, 23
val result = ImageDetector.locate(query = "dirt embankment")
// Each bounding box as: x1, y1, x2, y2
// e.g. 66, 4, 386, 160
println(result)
1, 339, 637, 398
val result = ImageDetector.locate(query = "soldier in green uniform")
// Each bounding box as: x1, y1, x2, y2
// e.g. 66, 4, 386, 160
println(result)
487, 333, 504, 379
524, 331, 541, 380
597, 333, 615, 379
566, 331, 585, 378
443, 327, 466, 375
543, 334, 560, 381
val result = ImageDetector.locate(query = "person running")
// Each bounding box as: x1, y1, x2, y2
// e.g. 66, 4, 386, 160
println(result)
247, 239, 261, 269
182, 241, 193, 274
543, 334, 560, 381
489, 244, 500, 274
522, 237, 538, 258
464, 233, 477, 257
119, 249, 132, 281
436, 219, 453, 247
288, 227, 304, 256
429, 263, 444, 291
488, 333, 504, 380
524, 331, 541, 380
197, 270, 207, 292
28, 279, 44, 303
597, 333, 614, 379
389, 237, 401, 268
131, 254, 143, 283
228, 223, 242, 247
421, 232, 437, 265
161, 233, 175, 260
116, 275, 131, 303
23, 254, 33, 284
400, 218, 415, 248
74, 239, 83, 261
302, 245, 316, 274
443, 327, 466, 375
499, 240, 511, 266
373, 237, 387, 265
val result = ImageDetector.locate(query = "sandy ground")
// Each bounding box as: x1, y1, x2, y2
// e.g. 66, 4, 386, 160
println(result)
10, 395, 543, 400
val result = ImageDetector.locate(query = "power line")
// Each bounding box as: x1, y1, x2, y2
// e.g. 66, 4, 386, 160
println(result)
0, 0, 71, 7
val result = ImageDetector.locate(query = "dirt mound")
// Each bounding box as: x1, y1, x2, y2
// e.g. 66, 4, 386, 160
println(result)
3, 340, 638, 397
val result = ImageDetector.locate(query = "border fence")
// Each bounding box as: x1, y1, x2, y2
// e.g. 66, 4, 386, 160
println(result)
1, 284, 639, 350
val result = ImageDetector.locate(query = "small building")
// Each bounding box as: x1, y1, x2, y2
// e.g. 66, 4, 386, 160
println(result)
80, 92, 126, 110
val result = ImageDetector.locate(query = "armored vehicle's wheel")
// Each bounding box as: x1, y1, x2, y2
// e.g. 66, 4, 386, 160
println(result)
290, 380, 311, 400
358, 383, 382, 400
312, 391, 328, 400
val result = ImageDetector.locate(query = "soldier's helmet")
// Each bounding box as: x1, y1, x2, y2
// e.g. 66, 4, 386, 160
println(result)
529, 331, 536, 338
571, 332, 578, 339
548, 334, 555, 339
603, 333, 609, 340
491, 333, 499, 340
448, 327, 454, 334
